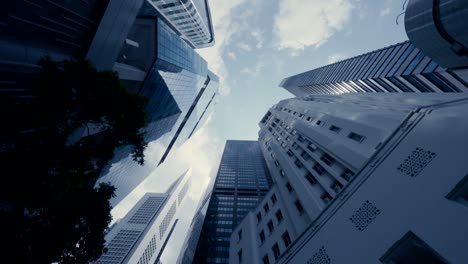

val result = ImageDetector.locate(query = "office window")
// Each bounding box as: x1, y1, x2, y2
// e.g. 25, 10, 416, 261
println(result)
238, 249, 243, 263
262, 254, 270, 264
274, 160, 280, 167
446, 174, 468, 208
286, 182, 293, 192
295, 200, 304, 214
259, 230, 266, 243
264, 203, 270, 214
320, 154, 335, 166
305, 172, 317, 185
329, 125, 341, 133
238, 229, 242, 241
257, 212, 262, 223
313, 163, 326, 175
282, 231, 292, 248
271, 194, 277, 204
307, 143, 317, 152
267, 220, 274, 233
280, 169, 286, 177
316, 120, 325, 126
275, 210, 283, 223
272, 243, 281, 260
348, 132, 365, 143
380, 231, 448, 264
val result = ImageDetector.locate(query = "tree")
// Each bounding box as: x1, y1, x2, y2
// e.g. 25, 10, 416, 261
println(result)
0, 58, 149, 263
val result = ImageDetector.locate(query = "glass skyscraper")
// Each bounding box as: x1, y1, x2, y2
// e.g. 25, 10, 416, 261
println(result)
94, 2, 218, 207
185, 140, 273, 264
280, 41, 468, 97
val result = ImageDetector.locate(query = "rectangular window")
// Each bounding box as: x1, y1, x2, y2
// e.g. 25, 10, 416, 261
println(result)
320, 154, 335, 166
271, 194, 277, 204
329, 125, 341, 133
268, 220, 274, 233
280, 169, 286, 177
259, 230, 266, 243
274, 160, 280, 167
257, 212, 262, 223
307, 143, 317, 152
238, 230, 242, 241
264, 203, 270, 214
313, 163, 326, 175
295, 200, 304, 214
446, 174, 468, 208
316, 120, 325, 126
380, 231, 448, 264
238, 249, 243, 263
286, 182, 293, 192
348, 132, 365, 143
262, 255, 270, 264
282, 231, 292, 248
272, 243, 281, 260
275, 210, 283, 223
305, 173, 317, 185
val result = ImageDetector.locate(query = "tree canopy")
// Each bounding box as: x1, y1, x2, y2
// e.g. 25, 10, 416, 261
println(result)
0, 58, 149, 263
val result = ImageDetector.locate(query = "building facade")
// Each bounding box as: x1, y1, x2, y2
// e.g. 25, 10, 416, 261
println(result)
141, 0, 215, 49
273, 94, 468, 264
190, 140, 273, 264
230, 93, 468, 264
92, 2, 218, 207
96, 170, 191, 264
405, 0, 468, 69
280, 41, 468, 97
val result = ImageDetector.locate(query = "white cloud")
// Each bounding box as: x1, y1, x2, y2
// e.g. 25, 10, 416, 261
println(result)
237, 42, 252, 52
327, 53, 347, 64
251, 30, 264, 49
274, 0, 354, 53
227, 51, 237, 60
380, 7, 391, 17
240, 61, 265, 77
196, 0, 248, 96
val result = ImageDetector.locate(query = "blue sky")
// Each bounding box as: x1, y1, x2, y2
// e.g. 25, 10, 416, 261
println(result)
112, 0, 410, 263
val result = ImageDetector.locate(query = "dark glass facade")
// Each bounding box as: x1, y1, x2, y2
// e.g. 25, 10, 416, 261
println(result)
280, 41, 468, 97
96, 11, 218, 207
190, 140, 273, 264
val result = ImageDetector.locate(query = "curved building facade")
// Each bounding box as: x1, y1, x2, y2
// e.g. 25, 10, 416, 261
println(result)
143, 0, 215, 48
405, 0, 468, 69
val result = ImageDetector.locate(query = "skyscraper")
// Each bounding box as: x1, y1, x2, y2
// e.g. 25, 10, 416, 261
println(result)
189, 140, 273, 264
230, 93, 468, 264
92, 2, 218, 207
280, 41, 468, 97
142, 0, 215, 49
405, 0, 468, 69
96, 170, 191, 264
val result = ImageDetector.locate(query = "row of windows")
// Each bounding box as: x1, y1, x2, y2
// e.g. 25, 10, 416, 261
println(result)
237, 231, 292, 264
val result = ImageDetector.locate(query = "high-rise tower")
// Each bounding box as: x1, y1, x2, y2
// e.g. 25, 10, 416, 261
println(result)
96, 170, 191, 264
230, 94, 468, 263
189, 140, 273, 264
280, 41, 468, 97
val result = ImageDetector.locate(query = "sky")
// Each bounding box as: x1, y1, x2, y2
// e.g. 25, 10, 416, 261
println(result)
111, 0, 409, 263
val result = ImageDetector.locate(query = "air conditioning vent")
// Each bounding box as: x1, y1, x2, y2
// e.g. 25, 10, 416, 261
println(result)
397, 147, 436, 177
307, 246, 331, 264
350, 200, 381, 231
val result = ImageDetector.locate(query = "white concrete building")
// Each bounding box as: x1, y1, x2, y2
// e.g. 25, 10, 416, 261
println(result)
95, 170, 191, 264
230, 94, 468, 264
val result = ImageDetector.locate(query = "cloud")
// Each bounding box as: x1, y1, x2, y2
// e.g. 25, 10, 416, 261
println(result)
227, 52, 237, 60
196, 0, 248, 96
251, 30, 264, 49
274, 0, 354, 53
327, 53, 347, 64
237, 42, 252, 52
240, 61, 265, 77
380, 7, 391, 17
